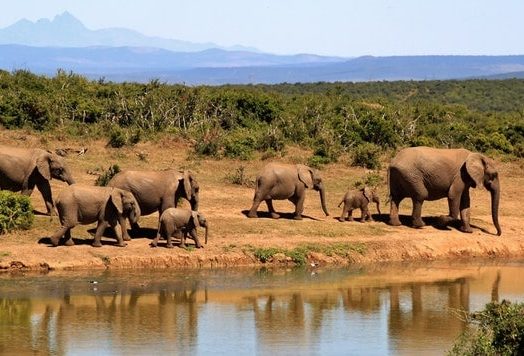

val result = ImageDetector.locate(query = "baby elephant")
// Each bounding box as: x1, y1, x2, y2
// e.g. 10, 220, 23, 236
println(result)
49, 184, 141, 247
151, 208, 208, 249
338, 186, 381, 222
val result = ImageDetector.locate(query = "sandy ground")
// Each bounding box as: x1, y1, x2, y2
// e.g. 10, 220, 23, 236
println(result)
1, 130, 523, 271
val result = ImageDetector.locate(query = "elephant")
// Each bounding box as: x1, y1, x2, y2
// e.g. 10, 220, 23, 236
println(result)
107, 169, 199, 238
338, 186, 381, 222
49, 184, 141, 247
247, 163, 329, 220
387, 146, 501, 236
0, 146, 75, 215
151, 208, 208, 249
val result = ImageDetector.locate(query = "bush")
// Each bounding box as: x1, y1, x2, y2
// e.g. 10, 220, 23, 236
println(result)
94, 164, 121, 186
353, 172, 383, 189
449, 300, 524, 356
222, 129, 257, 160
224, 165, 255, 187
351, 143, 382, 169
108, 127, 127, 148
0, 191, 34, 233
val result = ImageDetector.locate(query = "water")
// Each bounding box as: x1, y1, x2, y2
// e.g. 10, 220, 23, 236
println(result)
1, 261, 523, 355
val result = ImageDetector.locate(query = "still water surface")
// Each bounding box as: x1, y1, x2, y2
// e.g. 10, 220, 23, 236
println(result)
1, 261, 523, 355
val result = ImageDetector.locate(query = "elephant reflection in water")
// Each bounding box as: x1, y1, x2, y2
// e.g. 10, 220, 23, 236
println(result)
387, 279, 471, 347
339, 287, 381, 312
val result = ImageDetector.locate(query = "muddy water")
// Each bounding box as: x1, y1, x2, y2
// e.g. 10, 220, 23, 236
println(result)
0, 261, 523, 355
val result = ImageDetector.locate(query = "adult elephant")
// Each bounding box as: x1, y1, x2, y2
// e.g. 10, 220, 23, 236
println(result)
107, 170, 199, 238
0, 146, 75, 215
388, 146, 501, 235
247, 163, 329, 220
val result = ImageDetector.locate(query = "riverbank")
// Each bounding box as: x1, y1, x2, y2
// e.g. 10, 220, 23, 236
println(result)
1, 131, 523, 271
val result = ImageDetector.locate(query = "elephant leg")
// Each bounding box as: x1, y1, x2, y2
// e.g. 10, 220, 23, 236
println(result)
440, 196, 460, 226
338, 204, 349, 222
265, 199, 280, 219
166, 226, 176, 249
388, 197, 402, 226
362, 208, 371, 222
189, 228, 203, 248
459, 190, 473, 233
92, 221, 109, 247
111, 219, 127, 247
63, 229, 74, 246
347, 209, 354, 221
293, 194, 305, 220
49, 226, 70, 246
248, 192, 264, 218
411, 199, 425, 228
118, 215, 132, 242
179, 230, 188, 249
37, 181, 56, 216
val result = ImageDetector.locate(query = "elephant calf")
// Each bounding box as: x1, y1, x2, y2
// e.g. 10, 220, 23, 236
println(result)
151, 208, 208, 249
338, 187, 381, 222
49, 184, 141, 247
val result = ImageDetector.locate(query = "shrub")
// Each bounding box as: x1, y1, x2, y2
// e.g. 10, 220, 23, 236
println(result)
253, 247, 281, 263
224, 165, 255, 187
351, 143, 382, 169
108, 127, 127, 148
95, 164, 121, 186
222, 129, 257, 160
0, 191, 34, 233
448, 300, 524, 356
353, 172, 383, 189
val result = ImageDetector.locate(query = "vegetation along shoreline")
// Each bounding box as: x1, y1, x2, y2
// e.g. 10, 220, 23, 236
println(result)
0, 71, 523, 271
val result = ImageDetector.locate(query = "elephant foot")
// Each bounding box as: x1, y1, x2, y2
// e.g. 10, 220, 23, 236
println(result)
293, 215, 303, 221
123, 235, 132, 242
338, 217, 345, 222
49, 238, 60, 247
178, 244, 186, 249
150, 242, 158, 248
117, 242, 127, 247
388, 218, 402, 226
92, 241, 103, 248
64, 239, 75, 247
438, 215, 454, 226
247, 211, 258, 218
166, 244, 175, 249
270, 212, 280, 219
412, 219, 425, 228
459, 225, 473, 233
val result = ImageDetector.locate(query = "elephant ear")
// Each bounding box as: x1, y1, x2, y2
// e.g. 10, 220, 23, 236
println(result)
191, 211, 201, 228
110, 189, 124, 214
297, 165, 313, 189
465, 153, 485, 188
183, 170, 192, 199
36, 153, 51, 180
362, 187, 372, 202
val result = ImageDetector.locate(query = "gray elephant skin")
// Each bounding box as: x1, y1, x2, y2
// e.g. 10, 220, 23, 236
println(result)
388, 146, 501, 235
0, 145, 75, 215
338, 186, 381, 222
247, 163, 329, 220
151, 208, 208, 249
49, 184, 141, 247
107, 169, 199, 231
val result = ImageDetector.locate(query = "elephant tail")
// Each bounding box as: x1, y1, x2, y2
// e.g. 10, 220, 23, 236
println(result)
385, 166, 391, 206
337, 199, 344, 208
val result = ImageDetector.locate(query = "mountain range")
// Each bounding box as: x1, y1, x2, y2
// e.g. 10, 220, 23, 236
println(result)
1, 12, 524, 84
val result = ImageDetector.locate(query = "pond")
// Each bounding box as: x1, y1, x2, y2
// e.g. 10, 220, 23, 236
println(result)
1, 261, 523, 355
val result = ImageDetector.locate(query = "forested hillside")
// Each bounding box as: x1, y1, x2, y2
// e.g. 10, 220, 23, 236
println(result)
1, 70, 522, 168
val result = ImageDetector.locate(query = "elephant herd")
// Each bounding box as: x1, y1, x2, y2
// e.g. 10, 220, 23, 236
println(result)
0, 144, 502, 249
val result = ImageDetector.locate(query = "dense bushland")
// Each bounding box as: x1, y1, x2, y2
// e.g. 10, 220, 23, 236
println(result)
1, 69, 523, 165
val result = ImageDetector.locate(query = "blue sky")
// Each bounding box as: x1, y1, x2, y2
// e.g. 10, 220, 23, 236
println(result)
1, 0, 523, 56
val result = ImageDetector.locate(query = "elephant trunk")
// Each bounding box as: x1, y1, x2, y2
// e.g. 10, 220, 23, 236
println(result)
319, 184, 329, 216
488, 178, 502, 236
375, 201, 382, 216
190, 196, 199, 211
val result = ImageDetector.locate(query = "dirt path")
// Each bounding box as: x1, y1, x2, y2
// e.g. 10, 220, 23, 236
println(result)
1, 131, 523, 271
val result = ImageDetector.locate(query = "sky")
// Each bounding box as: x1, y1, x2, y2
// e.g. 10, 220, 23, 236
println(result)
1, 0, 523, 57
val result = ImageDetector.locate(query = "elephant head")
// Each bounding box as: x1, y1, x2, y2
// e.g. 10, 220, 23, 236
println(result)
192, 211, 208, 244
180, 170, 199, 210
111, 188, 141, 224
297, 165, 329, 216
33, 151, 75, 185
464, 153, 501, 236
362, 187, 381, 215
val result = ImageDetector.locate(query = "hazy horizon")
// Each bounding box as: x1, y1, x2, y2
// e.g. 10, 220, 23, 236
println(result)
1, 0, 523, 57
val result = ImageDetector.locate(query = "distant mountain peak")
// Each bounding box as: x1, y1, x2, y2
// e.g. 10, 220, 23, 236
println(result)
52, 11, 85, 28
